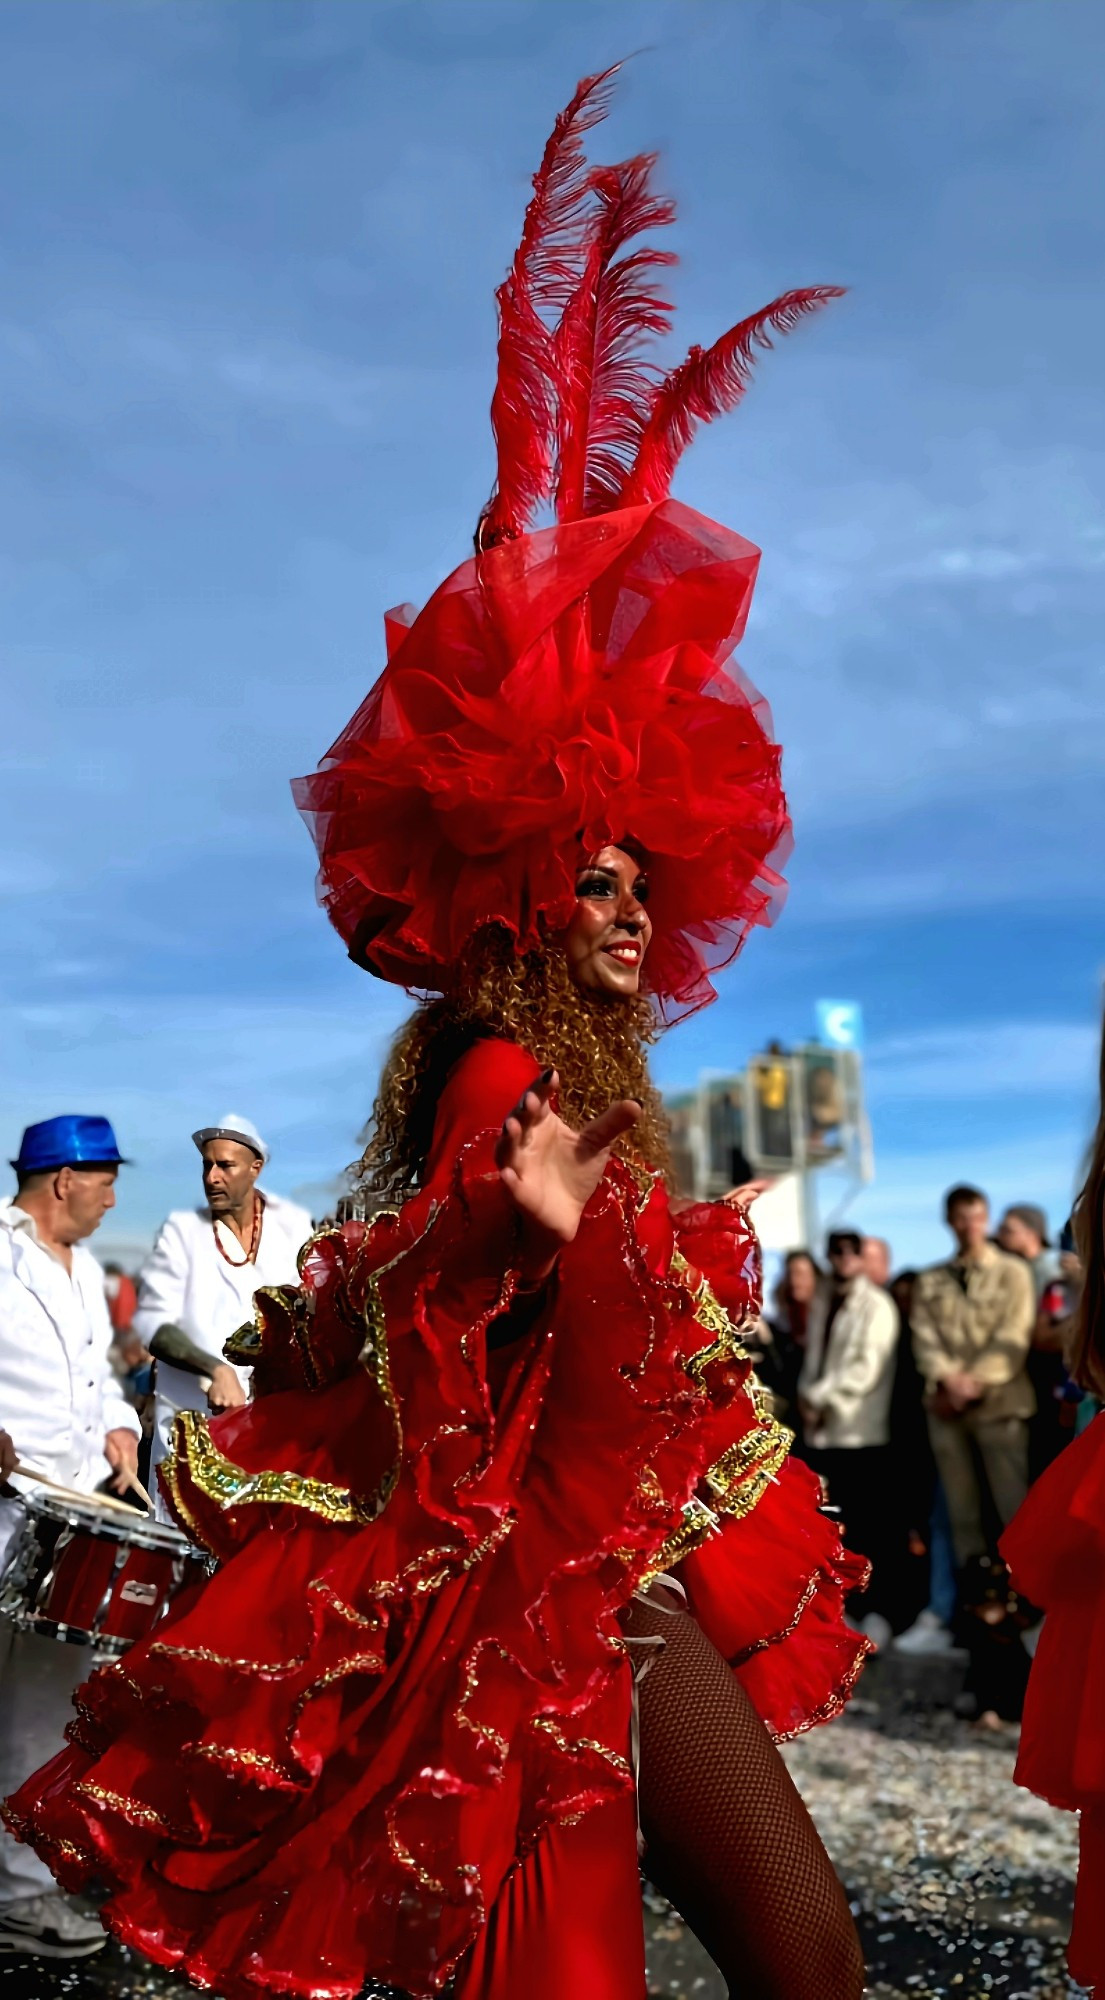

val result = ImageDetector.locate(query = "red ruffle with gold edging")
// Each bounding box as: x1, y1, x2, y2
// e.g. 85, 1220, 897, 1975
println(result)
7, 1124, 866, 2000
1002, 1413, 1105, 1991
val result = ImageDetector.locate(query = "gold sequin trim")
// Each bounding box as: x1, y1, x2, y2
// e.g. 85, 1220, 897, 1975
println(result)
530, 1715, 632, 1780
310, 1580, 386, 1633
173, 1409, 377, 1526
224, 1286, 320, 1391
637, 1385, 793, 1582
187, 1743, 295, 1780
291, 1651, 386, 1717
636, 1496, 723, 1582
732, 1568, 822, 1665
384, 1806, 484, 1915
773, 1634, 873, 1742
683, 1276, 748, 1383
147, 1638, 303, 1672
455, 1642, 514, 1763
73, 1782, 191, 1840
386, 1818, 448, 1899
705, 1420, 793, 1515
356, 1224, 415, 1518
64, 1715, 103, 1757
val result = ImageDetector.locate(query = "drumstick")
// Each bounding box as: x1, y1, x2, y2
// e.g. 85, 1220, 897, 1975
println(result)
120, 1468, 155, 1513
11, 1461, 147, 1516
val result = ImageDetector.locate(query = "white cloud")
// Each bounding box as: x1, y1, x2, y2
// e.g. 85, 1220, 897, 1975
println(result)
0, 305, 426, 434
864, 1019, 1100, 1104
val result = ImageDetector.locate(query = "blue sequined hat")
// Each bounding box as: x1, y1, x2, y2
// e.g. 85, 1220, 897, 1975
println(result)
11, 1115, 129, 1174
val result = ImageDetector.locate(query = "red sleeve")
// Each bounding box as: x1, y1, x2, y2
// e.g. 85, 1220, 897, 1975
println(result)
423, 1037, 542, 1193
671, 1199, 763, 1319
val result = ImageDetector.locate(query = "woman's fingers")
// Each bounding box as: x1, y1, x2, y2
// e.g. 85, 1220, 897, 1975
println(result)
511, 1069, 558, 1137
578, 1098, 641, 1156
723, 1178, 773, 1211
494, 1069, 558, 1168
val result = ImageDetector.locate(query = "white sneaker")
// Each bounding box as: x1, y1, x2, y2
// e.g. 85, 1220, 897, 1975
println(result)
859, 1612, 893, 1652
892, 1608, 955, 1655
0, 1891, 106, 1957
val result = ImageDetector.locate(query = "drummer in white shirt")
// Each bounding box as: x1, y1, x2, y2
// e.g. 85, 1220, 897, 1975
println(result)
134, 1114, 312, 1515
0, 1113, 141, 1959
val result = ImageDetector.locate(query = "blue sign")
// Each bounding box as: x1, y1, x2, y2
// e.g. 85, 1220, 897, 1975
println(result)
815, 1000, 864, 1050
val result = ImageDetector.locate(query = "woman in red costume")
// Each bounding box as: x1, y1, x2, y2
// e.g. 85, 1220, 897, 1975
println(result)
1002, 1008, 1105, 1994
6, 68, 868, 2000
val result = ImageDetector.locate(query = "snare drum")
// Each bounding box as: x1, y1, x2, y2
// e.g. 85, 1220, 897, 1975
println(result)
0, 1487, 207, 1662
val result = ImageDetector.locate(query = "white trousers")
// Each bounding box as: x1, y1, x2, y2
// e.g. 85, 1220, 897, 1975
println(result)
0, 1618, 85, 1907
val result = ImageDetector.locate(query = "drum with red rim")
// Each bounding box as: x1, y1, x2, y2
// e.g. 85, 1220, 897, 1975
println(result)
0, 1487, 208, 1661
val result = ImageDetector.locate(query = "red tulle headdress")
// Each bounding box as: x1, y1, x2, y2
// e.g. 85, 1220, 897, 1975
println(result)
294, 67, 843, 1018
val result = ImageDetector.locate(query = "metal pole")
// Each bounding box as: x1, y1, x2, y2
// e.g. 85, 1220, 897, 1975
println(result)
790, 1053, 816, 1248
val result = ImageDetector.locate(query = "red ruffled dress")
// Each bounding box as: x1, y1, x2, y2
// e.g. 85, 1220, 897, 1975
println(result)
6, 1040, 869, 2000
1002, 1412, 1105, 1992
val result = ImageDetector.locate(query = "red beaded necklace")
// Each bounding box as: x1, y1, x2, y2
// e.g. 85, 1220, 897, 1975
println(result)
213, 1195, 262, 1268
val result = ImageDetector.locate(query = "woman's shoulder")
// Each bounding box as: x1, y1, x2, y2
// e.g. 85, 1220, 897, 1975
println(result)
444, 1034, 541, 1101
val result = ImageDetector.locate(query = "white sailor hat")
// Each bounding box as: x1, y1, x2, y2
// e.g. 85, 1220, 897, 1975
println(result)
192, 1114, 269, 1164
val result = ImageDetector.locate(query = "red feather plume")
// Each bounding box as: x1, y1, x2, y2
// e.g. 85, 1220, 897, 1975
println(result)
618, 286, 846, 508
551, 154, 675, 523
482, 72, 844, 538
481, 65, 620, 547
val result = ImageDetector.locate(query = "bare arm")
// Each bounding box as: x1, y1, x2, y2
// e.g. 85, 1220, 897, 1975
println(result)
148, 1324, 247, 1412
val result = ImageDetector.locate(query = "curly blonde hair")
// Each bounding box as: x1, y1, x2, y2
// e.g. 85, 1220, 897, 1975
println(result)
360, 924, 670, 1199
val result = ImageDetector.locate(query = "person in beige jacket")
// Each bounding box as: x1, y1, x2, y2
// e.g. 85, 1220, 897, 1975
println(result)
911, 1183, 1036, 1569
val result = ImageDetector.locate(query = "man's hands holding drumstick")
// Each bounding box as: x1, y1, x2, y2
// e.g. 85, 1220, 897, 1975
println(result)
0, 1424, 151, 1511
494, 1068, 640, 1284
104, 1427, 142, 1499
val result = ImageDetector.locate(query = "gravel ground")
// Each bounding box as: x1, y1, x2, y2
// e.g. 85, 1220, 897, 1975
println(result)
644, 1660, 1085, 2000
0, 1665, 1086, 2000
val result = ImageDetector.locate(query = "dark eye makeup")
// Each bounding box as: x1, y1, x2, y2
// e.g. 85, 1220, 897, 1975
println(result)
574, 871, 650, 905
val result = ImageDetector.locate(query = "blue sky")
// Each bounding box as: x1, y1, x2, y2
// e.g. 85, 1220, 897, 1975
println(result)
2, 0, 1103, 1269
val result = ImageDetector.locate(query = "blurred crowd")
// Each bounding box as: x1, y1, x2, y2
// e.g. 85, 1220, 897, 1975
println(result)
748, 1188, 1092, 1729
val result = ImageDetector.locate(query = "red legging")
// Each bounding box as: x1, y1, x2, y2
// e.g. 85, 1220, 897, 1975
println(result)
454, 1603, 865, 2000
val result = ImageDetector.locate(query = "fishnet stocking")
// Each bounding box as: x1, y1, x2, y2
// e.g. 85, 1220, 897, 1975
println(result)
625, 1596, 866, 2000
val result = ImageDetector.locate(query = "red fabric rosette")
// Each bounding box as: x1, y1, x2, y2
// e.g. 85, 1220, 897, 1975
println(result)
294, 500, 789, 1022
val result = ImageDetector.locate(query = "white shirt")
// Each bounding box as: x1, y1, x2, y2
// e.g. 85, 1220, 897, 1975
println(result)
0, 1197, 141, 1564
133, 1190, 313, 1501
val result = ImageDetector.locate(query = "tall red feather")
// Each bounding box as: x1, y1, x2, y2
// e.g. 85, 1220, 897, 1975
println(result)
552, 154, 675, 523
618, 286, 846, 508
481, 66, 620, 546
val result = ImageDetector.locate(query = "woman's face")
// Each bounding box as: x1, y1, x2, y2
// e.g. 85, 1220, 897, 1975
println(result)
787, 1255, 818, 1306
565, 845, 652, 997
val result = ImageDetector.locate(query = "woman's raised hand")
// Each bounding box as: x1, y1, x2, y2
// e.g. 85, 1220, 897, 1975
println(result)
493, 1069, 640, 1277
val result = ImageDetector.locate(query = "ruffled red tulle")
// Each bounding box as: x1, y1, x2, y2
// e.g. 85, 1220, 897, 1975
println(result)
1002, 1413, 1105, 1991
6, 1044, 865, 2000
293, 498, 790, 1020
